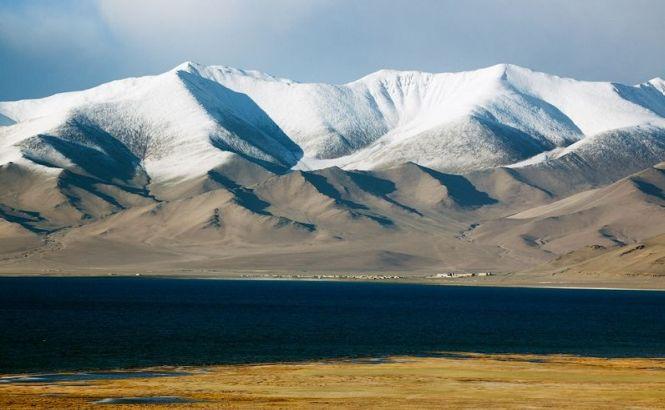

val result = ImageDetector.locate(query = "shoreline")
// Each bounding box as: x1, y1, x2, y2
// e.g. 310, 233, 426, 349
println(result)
3, 350, 665, 378
1, 272, 665, 291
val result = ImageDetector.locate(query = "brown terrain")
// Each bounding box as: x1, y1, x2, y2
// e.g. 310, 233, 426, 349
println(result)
1, 154, 664, 285
0, 152, 664, 287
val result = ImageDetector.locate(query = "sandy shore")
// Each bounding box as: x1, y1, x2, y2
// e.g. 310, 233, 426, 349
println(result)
2, 353, 665, 409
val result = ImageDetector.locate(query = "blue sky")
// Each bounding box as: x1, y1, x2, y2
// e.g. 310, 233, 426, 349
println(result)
1, 0, 664, 101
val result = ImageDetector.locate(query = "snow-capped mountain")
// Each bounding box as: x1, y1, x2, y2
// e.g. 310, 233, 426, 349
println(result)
0, 62, 664, 182
1, 62, 665, 278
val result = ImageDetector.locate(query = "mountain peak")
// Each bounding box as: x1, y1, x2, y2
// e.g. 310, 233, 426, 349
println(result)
648, 77, 665, 92
171, 61, 209, 74
348, 63, 544, 90
173, 61, 295, 84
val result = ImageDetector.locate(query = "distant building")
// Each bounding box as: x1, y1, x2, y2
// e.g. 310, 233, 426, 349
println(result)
428, 272, 494, 279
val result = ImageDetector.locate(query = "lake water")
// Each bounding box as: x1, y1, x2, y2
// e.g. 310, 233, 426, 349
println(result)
1, 277, 664, 373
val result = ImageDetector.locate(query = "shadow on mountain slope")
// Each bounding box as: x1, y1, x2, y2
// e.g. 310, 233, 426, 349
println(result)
178, 70, 303, 170
207, 170, 271, 215
416, 165, 498, 207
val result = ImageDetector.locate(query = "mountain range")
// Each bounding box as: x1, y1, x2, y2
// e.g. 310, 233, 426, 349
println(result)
0, 62, 664, 285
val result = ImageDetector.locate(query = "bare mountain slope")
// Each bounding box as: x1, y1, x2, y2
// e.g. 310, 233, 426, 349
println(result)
525, 233, 665, 280
471, 163, 665, 261
0, 160, 660, 279
0, 64, 664, 282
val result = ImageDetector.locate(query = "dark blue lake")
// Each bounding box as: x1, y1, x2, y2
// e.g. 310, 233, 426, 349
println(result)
1, 277, 664, 373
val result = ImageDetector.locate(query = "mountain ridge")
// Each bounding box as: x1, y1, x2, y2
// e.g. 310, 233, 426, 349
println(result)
1, 62, 664, 181
0, 63, 664, 282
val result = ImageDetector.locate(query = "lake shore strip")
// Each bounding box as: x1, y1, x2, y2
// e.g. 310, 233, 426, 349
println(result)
2, 270, 665, 291
2, 353, 665, 409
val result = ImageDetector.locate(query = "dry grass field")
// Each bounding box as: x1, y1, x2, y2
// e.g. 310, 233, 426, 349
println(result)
2, 353, 665, 409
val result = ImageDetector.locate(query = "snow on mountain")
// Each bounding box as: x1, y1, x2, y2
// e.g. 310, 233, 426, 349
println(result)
649, 77, 665, 94
0, 113, 14, 126
188, 63, 585, 171
0, 62, 664, 180
0, 66, 302, 180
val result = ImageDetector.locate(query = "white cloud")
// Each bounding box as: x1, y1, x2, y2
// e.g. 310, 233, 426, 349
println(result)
0, 2, 108, 57
98, 0, 327, 32
0, 0, 663, 100
95, 0, 332, 65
